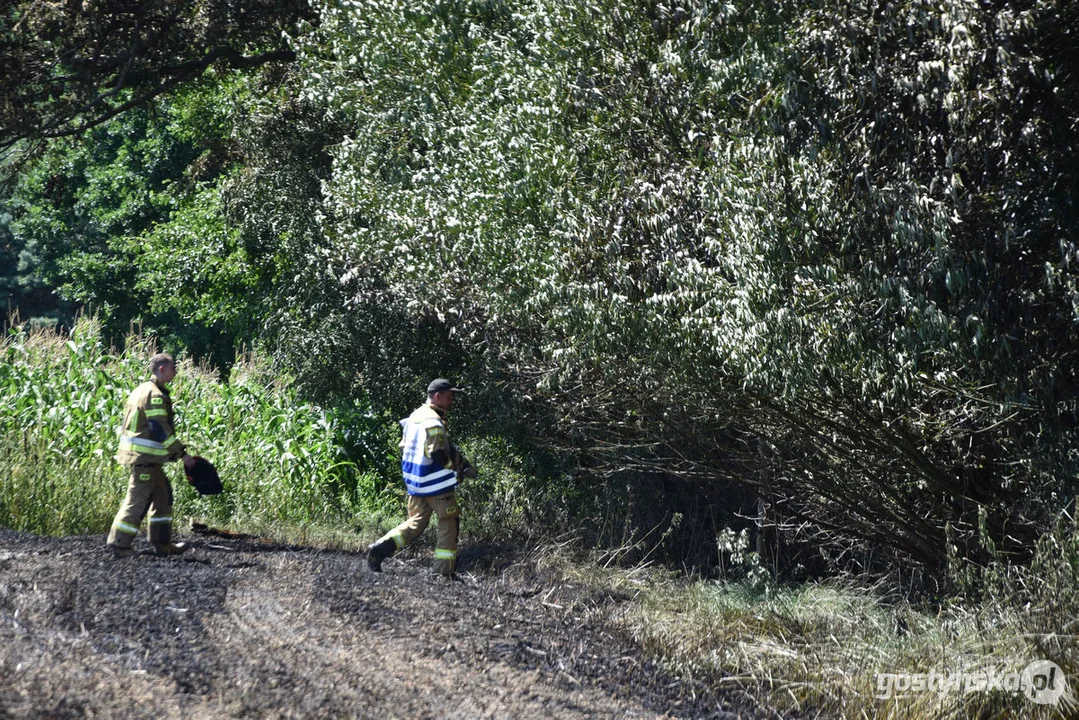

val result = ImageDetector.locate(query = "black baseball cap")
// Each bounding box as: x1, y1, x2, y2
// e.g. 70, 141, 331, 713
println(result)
427, 378, 465, 394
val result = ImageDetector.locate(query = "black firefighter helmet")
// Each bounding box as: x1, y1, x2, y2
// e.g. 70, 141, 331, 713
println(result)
186, 456, 222, 496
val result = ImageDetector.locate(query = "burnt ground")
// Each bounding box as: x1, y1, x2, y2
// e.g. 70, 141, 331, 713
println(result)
0, 526, 798, 720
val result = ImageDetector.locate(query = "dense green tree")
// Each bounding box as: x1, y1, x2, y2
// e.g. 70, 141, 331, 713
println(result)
0, 0, 309, 153
0, 0, 311, 338
0, 190, 71, 325
7, 0, 1076, 575
298, 0, 1078, 569
10, 107, 195, 329
7, 76, 257, 359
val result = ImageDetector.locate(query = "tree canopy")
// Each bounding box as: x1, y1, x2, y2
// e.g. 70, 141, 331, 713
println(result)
0, 0, 309, 153
5, 0, 1078, 576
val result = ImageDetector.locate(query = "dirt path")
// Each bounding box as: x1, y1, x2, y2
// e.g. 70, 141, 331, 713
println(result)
0, 527, 783, 719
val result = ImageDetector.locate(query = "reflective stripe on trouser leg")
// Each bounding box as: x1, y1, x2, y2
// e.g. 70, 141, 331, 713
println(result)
108, 519, 140, 547
107, 468, 155, 547
433, 547, 458, 576
108, 465, 173, 547
147, 471, 174, 545
432, 493, 459, 576
382, 495, 434, 550
149, 516, 173, 545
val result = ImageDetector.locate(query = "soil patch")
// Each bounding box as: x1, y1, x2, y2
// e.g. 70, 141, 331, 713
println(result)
0, 527, 797, 719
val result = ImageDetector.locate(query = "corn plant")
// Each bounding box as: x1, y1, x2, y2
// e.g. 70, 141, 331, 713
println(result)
0, 316, 398, 538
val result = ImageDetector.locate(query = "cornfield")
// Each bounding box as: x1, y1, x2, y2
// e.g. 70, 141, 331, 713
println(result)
0, 316, 398, 540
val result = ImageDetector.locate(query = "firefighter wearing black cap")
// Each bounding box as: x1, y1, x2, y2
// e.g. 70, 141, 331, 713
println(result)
106, 352, 196, 558
366, 378, 476, 576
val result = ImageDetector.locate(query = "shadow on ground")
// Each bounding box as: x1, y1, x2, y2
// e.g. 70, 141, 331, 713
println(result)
0, 526, 803, 719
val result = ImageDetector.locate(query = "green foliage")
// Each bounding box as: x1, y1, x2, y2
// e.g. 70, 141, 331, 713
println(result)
6, 0, 1077, 578
716, 526, 772, 596
0, 0, 307, 151
0, 317, 155, 533
8, 104, 205, 337
0, 316, 396, 536
0, 185, 69, 326
455, 434, 575, 540
6, 71, 340, 369
0, 315, 554, 547
295, 0, 1078, 570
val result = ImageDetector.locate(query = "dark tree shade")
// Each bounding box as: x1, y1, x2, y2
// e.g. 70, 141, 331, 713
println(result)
0, 0, 311, 152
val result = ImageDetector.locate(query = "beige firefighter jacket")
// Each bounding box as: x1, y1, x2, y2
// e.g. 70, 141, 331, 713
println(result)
114, 379, 187, 466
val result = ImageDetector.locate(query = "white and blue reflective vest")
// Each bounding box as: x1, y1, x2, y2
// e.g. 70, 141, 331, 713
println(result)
400, 403, 457, 497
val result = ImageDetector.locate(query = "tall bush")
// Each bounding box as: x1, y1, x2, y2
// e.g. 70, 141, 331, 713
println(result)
297, 0, 1078, 570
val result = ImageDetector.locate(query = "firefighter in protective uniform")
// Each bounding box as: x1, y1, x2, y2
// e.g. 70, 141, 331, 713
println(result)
366, 378, 476, 576
106, 352, 196, 558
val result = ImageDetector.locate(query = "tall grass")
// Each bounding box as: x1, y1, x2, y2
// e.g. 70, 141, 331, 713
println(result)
0, 316, 398, 542
547, 526, 1079, 719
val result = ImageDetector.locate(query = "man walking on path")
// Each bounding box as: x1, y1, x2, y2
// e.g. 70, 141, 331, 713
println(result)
366, 378, 476, 577
106, 352, 196, 558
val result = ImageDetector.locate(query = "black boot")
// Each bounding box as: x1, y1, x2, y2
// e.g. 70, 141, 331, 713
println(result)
153, 542, 188, 556
365, 537, 397, 572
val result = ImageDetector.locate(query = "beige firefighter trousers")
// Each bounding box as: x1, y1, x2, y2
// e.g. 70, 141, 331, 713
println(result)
382, 491, 459, 575
106, 464, 174, 548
